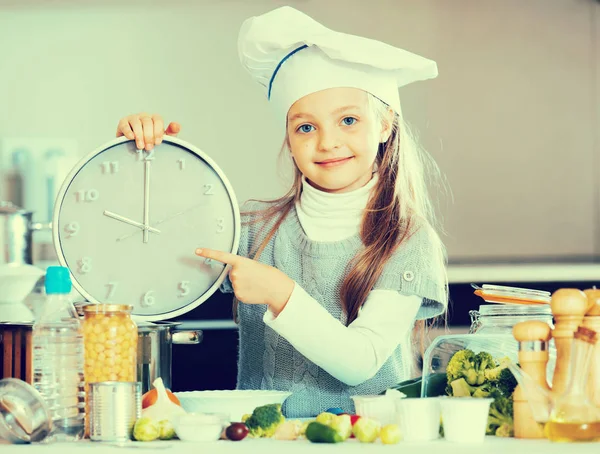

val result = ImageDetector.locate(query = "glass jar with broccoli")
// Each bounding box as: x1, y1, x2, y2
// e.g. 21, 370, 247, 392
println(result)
389, 303, 556, 438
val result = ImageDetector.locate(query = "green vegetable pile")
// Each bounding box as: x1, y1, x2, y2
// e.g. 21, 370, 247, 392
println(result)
446, 349, 518, 437
243, 403, 285, 438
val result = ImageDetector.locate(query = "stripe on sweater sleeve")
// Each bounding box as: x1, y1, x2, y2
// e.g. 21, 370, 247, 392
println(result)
263, 283, 420, 386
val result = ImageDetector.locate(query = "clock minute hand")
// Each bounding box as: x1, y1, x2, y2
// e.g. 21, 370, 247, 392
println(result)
104, 210, 161, 234
152, 200, 210, 226
115, 200, 209, 242
143, 160, 150, 243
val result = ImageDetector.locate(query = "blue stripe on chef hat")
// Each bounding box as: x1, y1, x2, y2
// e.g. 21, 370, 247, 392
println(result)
268, 44, 308, 100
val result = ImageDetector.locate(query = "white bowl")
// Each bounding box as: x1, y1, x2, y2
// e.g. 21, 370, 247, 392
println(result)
439, 397, 493, 443
351, 394, 403, 426
0, 264, 44, 304
395, 397, 441, 442
171, 413, 223, 443
174, 390, 291, 422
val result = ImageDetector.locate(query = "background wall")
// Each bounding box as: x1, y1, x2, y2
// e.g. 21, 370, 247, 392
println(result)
1, 0, 599, 263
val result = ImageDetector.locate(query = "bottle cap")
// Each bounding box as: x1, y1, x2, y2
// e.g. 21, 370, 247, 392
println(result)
45, 266, 72, 294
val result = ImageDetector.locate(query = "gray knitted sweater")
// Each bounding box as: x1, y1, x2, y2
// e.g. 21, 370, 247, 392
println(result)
221, 201, 447, 418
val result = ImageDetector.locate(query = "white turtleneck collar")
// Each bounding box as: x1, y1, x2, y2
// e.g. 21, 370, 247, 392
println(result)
295, 174, 378, 242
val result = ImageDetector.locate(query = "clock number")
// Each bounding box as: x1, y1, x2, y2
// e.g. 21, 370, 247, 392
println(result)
178, 281, 190, 297
78, 257, 92, 274
106, 281, 118, 300
178, 159, 185, 170
75, 189, 99, 203
65, 222, 80, 238
137, 149, 155, 161
101, 161, 119, 174
141, 290, 155, 307
204, 184, 214, 195
216, 217, 224, 233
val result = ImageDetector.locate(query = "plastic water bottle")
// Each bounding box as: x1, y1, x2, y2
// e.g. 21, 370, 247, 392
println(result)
33, 266, 85, 441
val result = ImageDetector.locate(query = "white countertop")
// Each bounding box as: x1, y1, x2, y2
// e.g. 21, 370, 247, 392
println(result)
2, 437, 599, 453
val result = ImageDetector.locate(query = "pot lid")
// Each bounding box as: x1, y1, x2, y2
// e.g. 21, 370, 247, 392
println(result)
0, 201, 30, 215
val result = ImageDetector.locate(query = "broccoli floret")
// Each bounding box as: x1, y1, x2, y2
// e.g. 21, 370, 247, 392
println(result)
447, 350, 497, 388
472, 382, 493, 398
472, 351, 495, 384
495, 367, 518, 397
450, 378, 475, 397
446, 349, 476, 384
483, 356, 512, 382
495, 422, 513, 438
474, 351, 495, 371
487, 390, 514, 437
244, 404, 285, 438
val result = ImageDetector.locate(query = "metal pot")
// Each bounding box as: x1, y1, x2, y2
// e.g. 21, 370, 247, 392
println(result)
137, 321, 202, 394
0, 202, 50, 266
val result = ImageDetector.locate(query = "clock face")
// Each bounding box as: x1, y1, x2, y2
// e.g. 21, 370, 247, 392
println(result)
53, 137, 240, 321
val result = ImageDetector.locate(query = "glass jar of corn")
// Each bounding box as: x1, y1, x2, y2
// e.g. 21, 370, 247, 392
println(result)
82, 304, 137, 383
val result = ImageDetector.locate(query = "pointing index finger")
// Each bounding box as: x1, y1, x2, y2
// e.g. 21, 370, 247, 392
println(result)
195, 248, 240, 265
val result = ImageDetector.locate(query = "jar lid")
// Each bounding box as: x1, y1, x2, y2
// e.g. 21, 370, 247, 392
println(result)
0, 378, 52, 444
473, 284, 551, 305
82, 304, 133, 314
478, 303, 552, 317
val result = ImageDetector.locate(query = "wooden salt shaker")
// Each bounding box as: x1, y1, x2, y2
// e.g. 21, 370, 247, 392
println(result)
513, 321, 552, 439
550, 288, 588, 395
583, 288, 600, 406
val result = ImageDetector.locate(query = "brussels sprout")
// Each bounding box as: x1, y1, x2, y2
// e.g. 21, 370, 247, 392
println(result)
329, 414, 352, 440
158, 420, 176, 440
315, 412, 337, 426
352, 417, 381, 443
380, 424, 402, 444
133, 417, 160, 442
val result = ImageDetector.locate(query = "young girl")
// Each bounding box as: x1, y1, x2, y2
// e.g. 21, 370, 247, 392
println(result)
116, 6, 448, 418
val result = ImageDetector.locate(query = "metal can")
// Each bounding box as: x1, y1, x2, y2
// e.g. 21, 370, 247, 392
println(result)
82, 304, 137, 383
88, 382, 141, 442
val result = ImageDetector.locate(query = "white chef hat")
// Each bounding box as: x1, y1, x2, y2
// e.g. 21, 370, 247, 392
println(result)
238, 6, 438, 131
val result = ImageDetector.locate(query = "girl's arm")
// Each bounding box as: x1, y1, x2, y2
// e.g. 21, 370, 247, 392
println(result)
263, 284, 421, 386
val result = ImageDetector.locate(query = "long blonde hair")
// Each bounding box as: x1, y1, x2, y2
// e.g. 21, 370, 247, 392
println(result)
233, 94, 448, 332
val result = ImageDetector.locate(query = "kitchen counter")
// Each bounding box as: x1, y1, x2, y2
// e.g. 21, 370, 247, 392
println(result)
448, 262, 600, 284
2, 437, 599, 453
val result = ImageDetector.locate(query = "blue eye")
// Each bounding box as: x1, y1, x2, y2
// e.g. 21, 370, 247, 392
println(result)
342, 117, 357, 126
297, 124, 315, 133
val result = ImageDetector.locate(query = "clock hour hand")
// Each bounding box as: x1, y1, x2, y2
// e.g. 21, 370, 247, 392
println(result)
104, 210, 161, 234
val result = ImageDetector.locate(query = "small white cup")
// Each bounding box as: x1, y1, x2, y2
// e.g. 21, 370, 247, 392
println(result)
395, 397, 441, 442
439, 397, 493, 443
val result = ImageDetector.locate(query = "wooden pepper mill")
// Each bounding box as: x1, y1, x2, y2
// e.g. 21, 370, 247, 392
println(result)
513, 320, 552, 439
583, 288, 600, 406
550, 288, 588, 395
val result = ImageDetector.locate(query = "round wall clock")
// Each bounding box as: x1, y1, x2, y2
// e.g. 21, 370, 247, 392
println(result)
52, 136, 240, 321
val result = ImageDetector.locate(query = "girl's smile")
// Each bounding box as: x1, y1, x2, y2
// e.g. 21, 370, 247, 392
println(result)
315, 156, 354, 168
